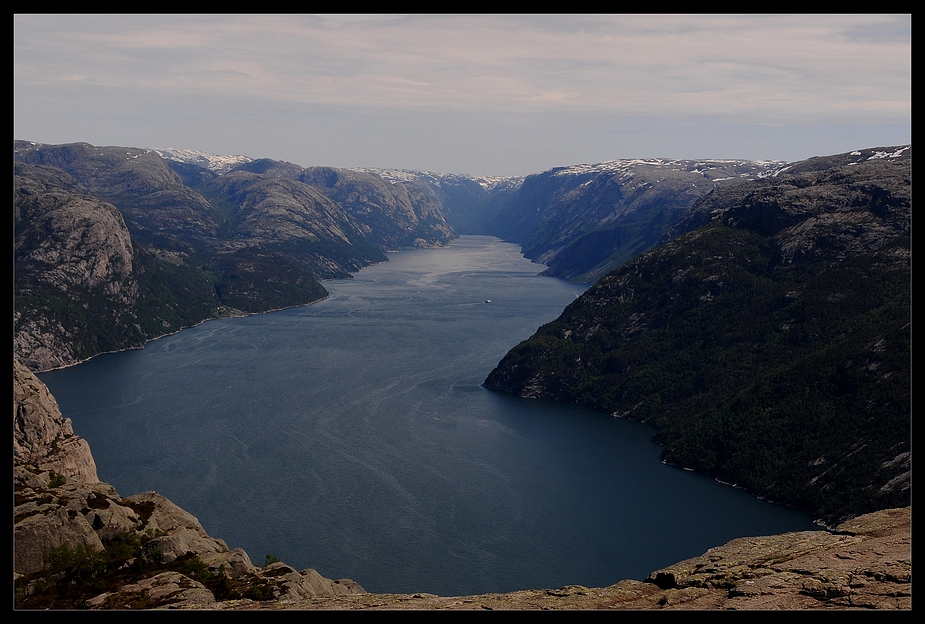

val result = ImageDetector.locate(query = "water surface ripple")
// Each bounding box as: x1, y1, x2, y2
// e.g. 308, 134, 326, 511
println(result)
40, 236, 817, 596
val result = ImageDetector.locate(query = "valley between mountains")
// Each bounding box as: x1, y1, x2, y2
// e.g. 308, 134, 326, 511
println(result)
14, 141, 910, 609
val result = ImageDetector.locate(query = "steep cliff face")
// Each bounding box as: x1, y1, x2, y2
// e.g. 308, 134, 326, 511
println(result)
14, 162, 143, 371
299, 167, 455, 250
483, 159, 783, 282
485, 146, 911, 524
14, 358, 98, 484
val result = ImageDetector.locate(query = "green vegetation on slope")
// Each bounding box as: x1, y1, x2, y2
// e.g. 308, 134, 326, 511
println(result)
485, 150, 910, 523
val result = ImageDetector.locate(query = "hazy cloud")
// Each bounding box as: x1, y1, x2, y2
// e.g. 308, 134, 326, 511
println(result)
14, 14, 911, 175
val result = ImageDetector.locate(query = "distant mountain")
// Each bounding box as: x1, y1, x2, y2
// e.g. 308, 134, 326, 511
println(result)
354, 159, 789, 283
484, 146, 911, 523
13, 141, 457, 372
156, 153, 787, 285
481, 158, 784, 282
351, 167, 524, 237
298, 167, 455, 250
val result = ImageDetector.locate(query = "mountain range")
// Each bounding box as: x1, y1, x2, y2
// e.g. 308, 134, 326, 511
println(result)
15, 141, 785, 372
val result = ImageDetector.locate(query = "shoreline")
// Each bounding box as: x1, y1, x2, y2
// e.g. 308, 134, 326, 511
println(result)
32, 293, 334, 375
28, 240, 470, 375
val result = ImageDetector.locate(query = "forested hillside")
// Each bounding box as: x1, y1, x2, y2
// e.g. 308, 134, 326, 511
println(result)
485, 146, 911, 523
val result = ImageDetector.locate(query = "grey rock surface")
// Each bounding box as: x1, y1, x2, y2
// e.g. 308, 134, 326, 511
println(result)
14, 357, 98, 483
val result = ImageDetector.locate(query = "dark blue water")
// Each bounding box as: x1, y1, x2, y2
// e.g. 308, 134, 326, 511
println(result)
39, 236, 817, 596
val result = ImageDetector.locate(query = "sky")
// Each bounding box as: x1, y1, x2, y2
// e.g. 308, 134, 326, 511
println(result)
14, 14, 911, 177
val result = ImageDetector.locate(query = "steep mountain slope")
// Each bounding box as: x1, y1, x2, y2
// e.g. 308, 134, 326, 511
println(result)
13, 141, 458, 372
14, 141, 222, 250
161, 154, 459, 252
14, 161, 149, 371
483, 159, 783, 282
199, 171, 384, 275
484, 147, 911, 523
298, 167, 455, 250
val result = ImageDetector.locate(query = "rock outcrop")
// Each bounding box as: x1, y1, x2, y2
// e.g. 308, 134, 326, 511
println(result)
209, 507, 909, 610
640, 506, 911, 610
14, 357, 97, 483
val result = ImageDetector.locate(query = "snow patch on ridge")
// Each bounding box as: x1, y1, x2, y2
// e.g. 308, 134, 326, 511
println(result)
152, 148, 253, 174
550, 158, 787, 182
352, 167, 522, 190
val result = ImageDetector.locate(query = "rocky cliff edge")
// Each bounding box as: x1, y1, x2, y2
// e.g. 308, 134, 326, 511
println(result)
217, 506, 910, 610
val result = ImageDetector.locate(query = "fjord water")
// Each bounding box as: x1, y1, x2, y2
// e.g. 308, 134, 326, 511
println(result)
40, 236, 816, 596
